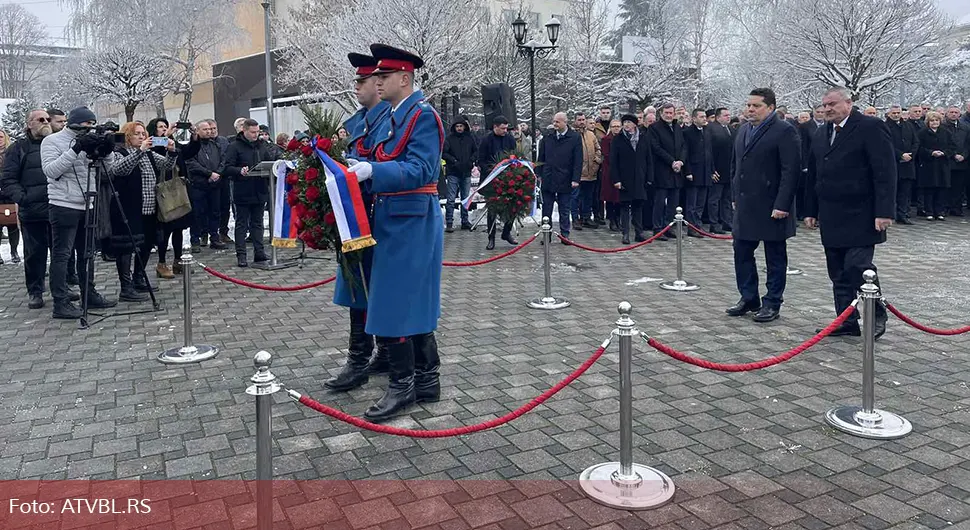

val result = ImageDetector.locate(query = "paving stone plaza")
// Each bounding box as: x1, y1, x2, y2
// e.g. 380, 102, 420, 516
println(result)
0, 215, 969, 529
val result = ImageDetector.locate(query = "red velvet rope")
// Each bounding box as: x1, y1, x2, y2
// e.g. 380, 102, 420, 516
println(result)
557, 223, 673, 253
646, 301, 858, 372
201, 266, 336, 292
884, 302, 970, 335
294, 341, 609, 438
443, 234, 538, 267
685, 222, 734, 240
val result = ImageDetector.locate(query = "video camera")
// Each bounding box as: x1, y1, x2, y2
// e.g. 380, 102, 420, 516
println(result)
68, 121, 122, 160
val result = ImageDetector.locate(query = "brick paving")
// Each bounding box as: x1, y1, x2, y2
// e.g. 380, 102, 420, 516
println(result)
0, 212, 968, 529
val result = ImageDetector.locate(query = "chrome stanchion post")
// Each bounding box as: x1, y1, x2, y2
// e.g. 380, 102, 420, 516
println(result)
824, 270, 911, 439
528, 216, 570, 310
157, 247, 219, 364
580, 302, 674, 509
660, 207, 699, 292
246, 351, 281, 530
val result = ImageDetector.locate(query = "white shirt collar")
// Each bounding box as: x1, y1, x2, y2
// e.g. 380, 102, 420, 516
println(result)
835, 115, 849, 129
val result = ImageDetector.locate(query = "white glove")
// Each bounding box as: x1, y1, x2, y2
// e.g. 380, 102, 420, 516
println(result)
348, 161, 372, 182
346, 158, 359, 166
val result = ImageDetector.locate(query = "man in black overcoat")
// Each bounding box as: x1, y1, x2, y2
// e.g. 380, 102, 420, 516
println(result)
726, 88, 800, 323
885, 105, 918, 224
648, 103, 688, 241
706, 107, 734, 234
805, 86, 896, 338
538, 112, 583, 242
610, 114, 652, 244
683, 108, 712, 237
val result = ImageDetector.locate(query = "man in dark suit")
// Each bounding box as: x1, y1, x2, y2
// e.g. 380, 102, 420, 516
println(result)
944, 105, 969, 216
796, 114, 819, 220
538, 112, 583, 242
706, 107, 734, 234
885, 105, 918, 224
805, 86, 896, 339
683, 108, 711, 236
726, 88, 800, 323
648, 103, 688, 241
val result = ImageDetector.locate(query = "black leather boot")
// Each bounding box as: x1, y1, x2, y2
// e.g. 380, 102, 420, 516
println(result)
325, 308, 372, 391
501, 224, 518, 245
412, 332, 440, 403
364, 337, 416, 422
367, 340, 390, 375
117, 254, 149, 302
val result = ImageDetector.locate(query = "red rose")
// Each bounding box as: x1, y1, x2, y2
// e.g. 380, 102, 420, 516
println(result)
305, 185, 321, 202
324, 212, 336, 225
300, 145, 313, 157
286, 190, 299, 206
524, 196, 532, 201
516, 189, 524, 196
516, 200, 523, 205
286, 138, 301, 152
292, 203, 306, 217
286, 172, 299, 185
305, 167, 320, 182
305, 209, 319, 220
295, 218, 304, 230
316, 138, 333, 152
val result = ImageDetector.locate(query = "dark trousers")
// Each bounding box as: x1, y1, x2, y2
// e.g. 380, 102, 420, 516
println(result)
158, 223, 183, 265
684, 186, 708, 228
486, 211, 512, 239
592, 178, 603, 220
619, 200, 643, 237
135, 214, 158, 280
570, 186, 581, 221
190, 186, 221, 244
2, 225, 20, 257
707, 183, 732, 228
579, 180, 597, 218
824, 245, 886, 325
641, 187, 654, 231
605, 202, 620, 223
541, 188, 572, 236
20, 220, 49, 297
50, 205, 93, 304
733, 238, 788, 309
896, 179, 914, 220
950, 170, 968, 213
652, 187, 677, 230
234, 201, 266, 258
219, 180, 232, 236
922, 187, 947, 217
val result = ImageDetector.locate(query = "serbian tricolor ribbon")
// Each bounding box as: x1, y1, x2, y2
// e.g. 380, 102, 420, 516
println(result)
464, 156, 538, 211
272, 160, 299, 248
313, 146, 376, 253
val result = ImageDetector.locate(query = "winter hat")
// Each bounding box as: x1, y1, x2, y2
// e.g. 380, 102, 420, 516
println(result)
621, 114, 638, 124
67, 106, 97, 126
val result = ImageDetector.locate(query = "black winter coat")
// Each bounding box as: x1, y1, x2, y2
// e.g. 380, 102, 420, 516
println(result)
185, 138, 225, 189
798, 121, 818, 172
107, 148, 171, 252
805, 111, 896, 249
224, 133, 272, 205
944, 121, 969, 172
1, 133, 49, 222
916, 126, 952, 188
442, 121, 478, 178
648, 121, 687, 189
730, 115, 800, 242
886, 119, 919, 181
706, 123, 733, 183
476, 133, 516, 176
537, 129, 583, 194
683, 126, 711, 186
609, 130, 651, 202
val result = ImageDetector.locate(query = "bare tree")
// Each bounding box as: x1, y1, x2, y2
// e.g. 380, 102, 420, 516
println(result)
0, 4, 49, 99
69, 48, 172, 121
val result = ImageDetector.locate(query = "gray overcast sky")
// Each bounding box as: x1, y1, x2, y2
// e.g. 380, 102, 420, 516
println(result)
5, 0, 970, 47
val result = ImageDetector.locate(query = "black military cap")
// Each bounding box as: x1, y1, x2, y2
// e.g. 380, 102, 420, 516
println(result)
348, 52, 379, 80
370, 43, 425, 74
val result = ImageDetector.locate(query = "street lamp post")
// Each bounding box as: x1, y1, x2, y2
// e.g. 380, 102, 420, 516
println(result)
261, 0, 274, 139
512, 16, 560, 161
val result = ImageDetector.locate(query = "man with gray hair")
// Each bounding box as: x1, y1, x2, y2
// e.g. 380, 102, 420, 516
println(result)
185, 119, 228, 250
885, 104, 918, 224
537, 112, 583, 241
805, 86, 895, 339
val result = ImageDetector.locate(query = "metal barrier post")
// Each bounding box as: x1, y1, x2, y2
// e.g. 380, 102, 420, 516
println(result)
528, 216, 570, 310
660, 207, 699, 292
247, 351, 281, 530
824, 270, 911, 439
580, 302, 675, 509
157, 247, 219, 364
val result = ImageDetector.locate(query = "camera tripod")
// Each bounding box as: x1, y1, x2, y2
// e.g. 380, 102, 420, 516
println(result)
79, 159, 162, 329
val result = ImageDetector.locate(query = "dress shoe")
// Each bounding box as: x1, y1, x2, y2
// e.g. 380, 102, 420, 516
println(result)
752, 306, 780, 323
687, 230, 703, 238
583, 220, 598, 229
201, 234, 209, 247
635, 233, 647, 242
897, 218, 914, 225
820, 322, 861, 337
87, 292, 118, 309
120, 288, 149, 303
209, 240, 227, 250
622, 235, 631, 245
573, 222, 583, 231
11, 253, 21, 264
237, 256, 249, 268
52, 301, 82, 319
172, 262, 183, 276
254, 253, 269, 263
710, 225, 725, 234
502, 233, 518, 245
653, 231, 669, 241
873, 319, 887, 340
726, 299, 761, 317
608, 220, 619, 231
28, 295, 44, 309
937, 216, 945, 221
68, 292, 81, 302
460, 222, 473, 231
221, 233, 234, 244
445, 224, 454, 233
486, 237, 495, 250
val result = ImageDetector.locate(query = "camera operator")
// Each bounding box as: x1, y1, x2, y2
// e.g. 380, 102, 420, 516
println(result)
40, 106, 118, 319
106, 122, 178, 302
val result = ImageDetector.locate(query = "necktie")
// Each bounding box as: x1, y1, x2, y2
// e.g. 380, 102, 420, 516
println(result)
831, 124, 841, 146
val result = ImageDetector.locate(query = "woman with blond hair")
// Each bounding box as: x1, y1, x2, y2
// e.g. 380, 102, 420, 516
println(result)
106, 121, 178, 301
0, 129, 21, 264
916, 111, 954, 221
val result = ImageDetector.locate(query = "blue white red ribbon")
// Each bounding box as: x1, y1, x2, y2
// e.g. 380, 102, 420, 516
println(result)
272, 160, 299, 248
313, 147, 376, 253
464, 157, 537, 211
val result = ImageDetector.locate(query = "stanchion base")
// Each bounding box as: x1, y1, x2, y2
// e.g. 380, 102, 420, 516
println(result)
579, 462, 675, 510
527, 296, 571, 310
251, 261, 298, 271
824, 405, 912, 439
157, 345, 220, 365
659, 280, 700, 292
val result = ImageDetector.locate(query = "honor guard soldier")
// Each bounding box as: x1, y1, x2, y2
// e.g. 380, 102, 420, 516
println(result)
346, 44, 445, 422
324, 52, 393, 393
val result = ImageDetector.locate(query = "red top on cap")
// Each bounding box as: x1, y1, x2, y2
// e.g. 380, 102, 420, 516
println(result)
376, 58, 415, 73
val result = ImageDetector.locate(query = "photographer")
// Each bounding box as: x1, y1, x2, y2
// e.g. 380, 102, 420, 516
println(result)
106, 122, 178, 302
146, 118, 195, 279
40, 106, 118, 319
223, 119, 271, 268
